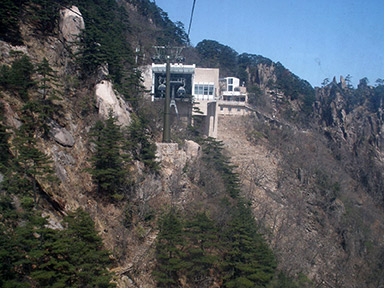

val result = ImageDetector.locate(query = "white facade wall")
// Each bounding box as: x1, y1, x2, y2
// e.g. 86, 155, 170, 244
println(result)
218, 77, 249, 116
193, 68, 220, 101
221, 77, 241, 92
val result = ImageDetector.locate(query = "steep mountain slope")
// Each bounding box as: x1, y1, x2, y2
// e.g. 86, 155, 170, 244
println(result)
217, 77, 384, 287
1, 0, 384, 287
0, 1, 280, 287
0, 1, 189, 286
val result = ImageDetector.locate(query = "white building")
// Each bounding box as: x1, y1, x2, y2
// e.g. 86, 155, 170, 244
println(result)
218, 77, 250, 116
192, 68, 219, 138
143, 64, 219, 138
142, 65, 251, 138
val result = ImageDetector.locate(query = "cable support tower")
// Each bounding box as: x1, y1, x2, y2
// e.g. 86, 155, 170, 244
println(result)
152, 46, 185, 143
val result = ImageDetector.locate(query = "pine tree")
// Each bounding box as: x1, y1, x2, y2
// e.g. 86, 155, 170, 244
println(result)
0, 207, 115, 288
184, 212, 219, 287
0, 197, 26, 287
52, 209, 115, 287
0, 54, 35, 101
0, 124, 10, 169
222, 202, 276, 288
118, 69, 145, 109
35, 57, 62, 134
188, 105, 204, 139
0, 103, 11, 170
153, 209, 186, 287
74, 0, 133, 85
201, 137, 241, 198
35, 58, 61, 102
13, 115, 56, 206
28, 0, 62, 34
75, 24, 108, 74
89, 112, 127, 198
0, 0, 26, 44
128, 114, 159, 172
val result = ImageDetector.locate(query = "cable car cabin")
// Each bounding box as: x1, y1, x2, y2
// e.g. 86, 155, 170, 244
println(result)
151, 64, 195, 101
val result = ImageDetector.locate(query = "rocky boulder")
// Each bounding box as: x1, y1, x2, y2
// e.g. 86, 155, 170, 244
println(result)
51, 127, 75, 147
155, 143, 187, 178
184, 140, 201, 160
59, 6, 85, 53
156, 141, 201, 179
95, 80, 131, 126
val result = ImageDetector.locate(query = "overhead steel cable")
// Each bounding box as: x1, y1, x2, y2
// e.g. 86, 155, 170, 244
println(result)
48, 0, 82, 18
187, 0, 197, 40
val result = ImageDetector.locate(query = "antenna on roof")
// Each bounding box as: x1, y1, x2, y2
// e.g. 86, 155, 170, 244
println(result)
153, 46, 185, 63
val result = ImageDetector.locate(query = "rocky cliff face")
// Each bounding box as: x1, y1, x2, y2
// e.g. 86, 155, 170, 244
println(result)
0, 5, 194, 286
2, 1, 384, 287
247, 62, 277, 90
217, 115, 383, 287
226, 70, 384, 286
313, 78, 384, 203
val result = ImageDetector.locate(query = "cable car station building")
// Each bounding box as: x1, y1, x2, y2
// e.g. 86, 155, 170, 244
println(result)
142, 63, 249, 139
218, 77, 249, 116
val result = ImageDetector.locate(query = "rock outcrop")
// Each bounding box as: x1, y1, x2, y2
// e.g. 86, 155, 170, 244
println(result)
0, 40, 28, 64
59, 6, 85, 53
95, 80, 131, 126
156, 140, 201, 176
217, 113, 384, 287
51, 126, 75, 147
184, 140, 201, 160
314, 78, 384, 152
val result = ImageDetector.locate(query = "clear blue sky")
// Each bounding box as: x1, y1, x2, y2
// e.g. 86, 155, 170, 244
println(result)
154, 0, 384, 87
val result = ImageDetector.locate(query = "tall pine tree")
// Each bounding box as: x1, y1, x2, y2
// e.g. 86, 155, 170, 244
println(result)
13, 112, 56, 206
201, 137, 241, 198
153, 209, 186, 287
89, 112, 127, 199
183, 212, 219, 287
128, 114, 159, 173
0, 53, 35, 101
35, 58, 61, 103
222, 202, 276, 288
34, 57, 63, 135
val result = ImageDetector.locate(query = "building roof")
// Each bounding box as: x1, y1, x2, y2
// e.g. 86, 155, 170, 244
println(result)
151, 63, 195, 74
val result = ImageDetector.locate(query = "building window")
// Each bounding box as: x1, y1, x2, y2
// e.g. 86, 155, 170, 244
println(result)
194, 84, 215, 96
220, 106, 223, 111
209, 85, 214, 95
228, 107, 232, 112
199, 85, 204, 95
228, 78, 233, 84
203, 85, 208, 95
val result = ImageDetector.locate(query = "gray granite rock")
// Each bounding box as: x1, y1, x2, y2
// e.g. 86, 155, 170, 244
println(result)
52, 127, 75, 147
